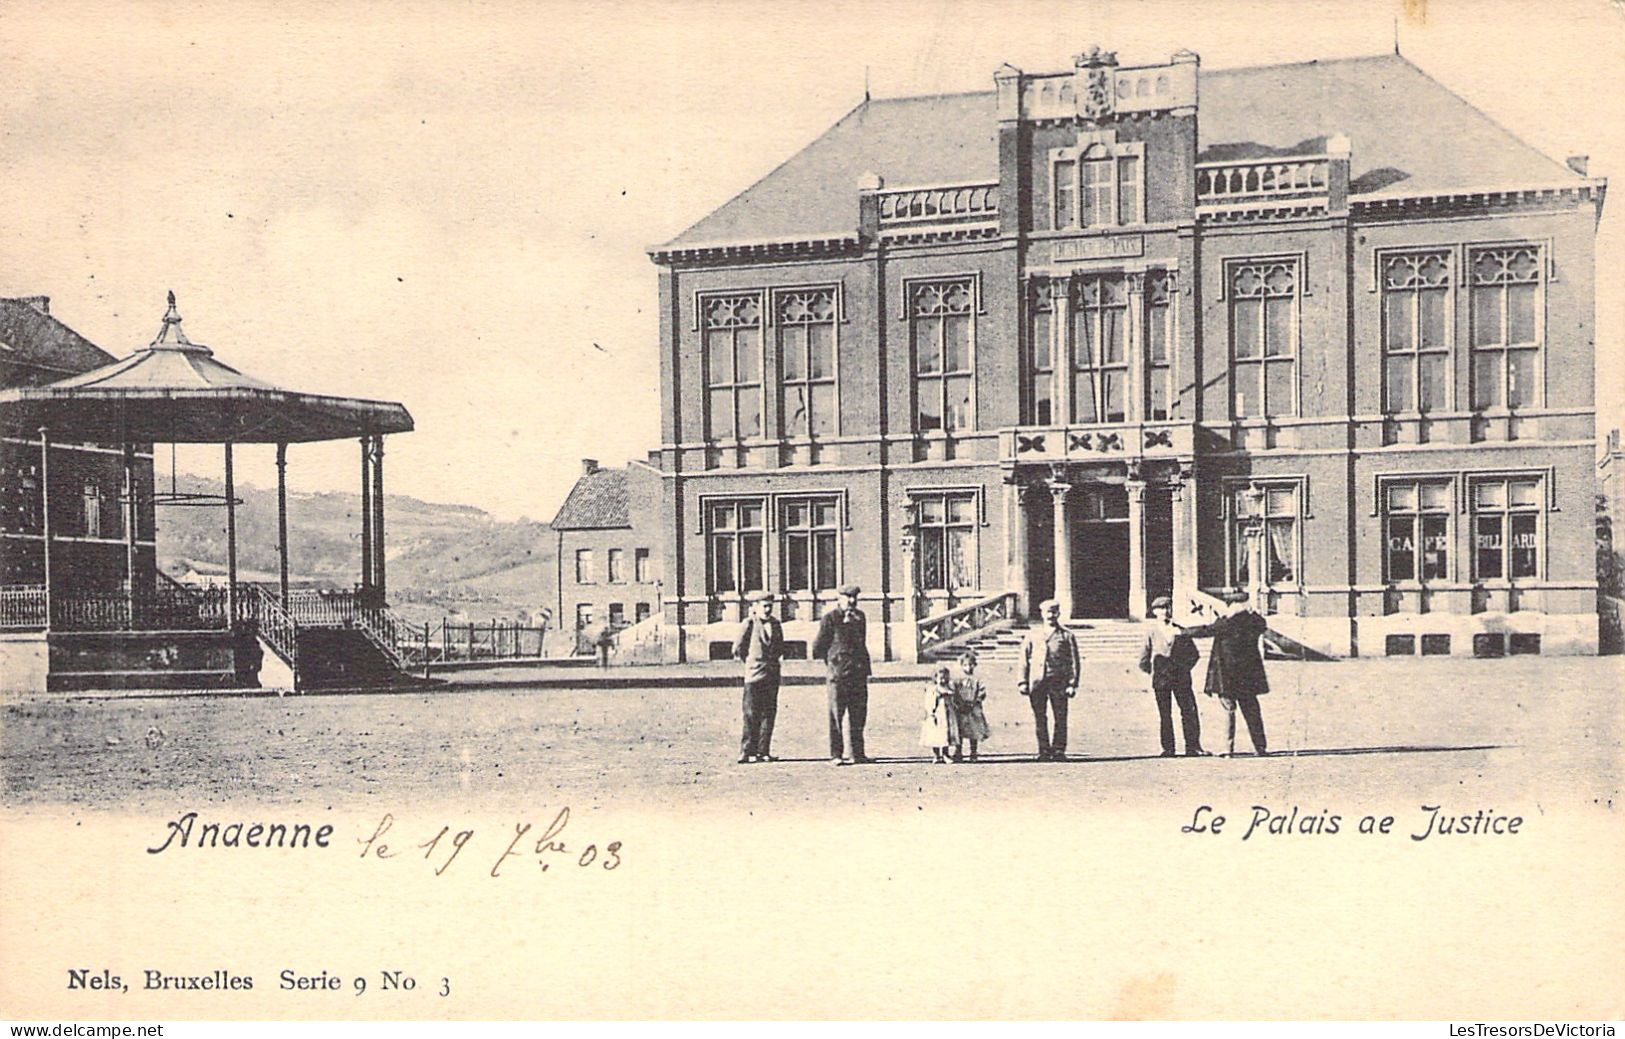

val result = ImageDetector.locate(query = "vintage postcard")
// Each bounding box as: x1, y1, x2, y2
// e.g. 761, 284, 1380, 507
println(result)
1, 0, 1622, 1023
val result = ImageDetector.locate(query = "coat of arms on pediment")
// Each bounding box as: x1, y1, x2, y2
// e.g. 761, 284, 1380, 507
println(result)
1073, 44, 1117, 121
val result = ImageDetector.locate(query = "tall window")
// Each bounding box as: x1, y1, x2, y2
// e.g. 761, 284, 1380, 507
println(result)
1144, 271, 1175, 421
1053, 159, 1076, 231
914, 492, 977, 593
1471, 477, 1540, 580
1384, 481, 1451, 582
781, 496, 839, 593
634, 548, 651, 583
1382, 252, 1451, 413
1231, 484, 1298, 587
1053, 142, 1143, 229
703, 294, 763, 441
1230, 261, 1297, 419
706, 499, 765, 594
82, 481, 102, 538
778, 288, 836, 437
575, 604, 594, 631
574, 548, 595, 584
607, 548, 625, 583
1073, 275, 1128, 423
1470, 246, 1541, 410
911, 281, 974, 433
1027, 283, 1055, 425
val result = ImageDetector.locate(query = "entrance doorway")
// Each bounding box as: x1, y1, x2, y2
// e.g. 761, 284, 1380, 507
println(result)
1070, 484, 1129, 618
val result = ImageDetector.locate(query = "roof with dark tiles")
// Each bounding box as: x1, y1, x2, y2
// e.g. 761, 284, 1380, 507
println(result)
0, 297, 117, 387
660, 54, 1581, 251
550, 466, 630, 530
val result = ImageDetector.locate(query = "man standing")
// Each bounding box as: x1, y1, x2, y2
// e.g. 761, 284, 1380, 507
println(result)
1138, 596, 1208, 757
812, 584, 871, 765
1018, 599, 1080, 761
733, 590, 784, 764
1182, 590, 1271, 756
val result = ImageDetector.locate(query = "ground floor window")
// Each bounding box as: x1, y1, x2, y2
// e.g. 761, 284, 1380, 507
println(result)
781, 496, 840, 592
575, 603, 593, 630
1384, 480, 1451, 582
608, 603, 625, 627
1471, 476, 1541, 580
1229, 483, 1298, 587
913, 492, 977, 592
706, 498, 766, 594
634, 602, 651, 624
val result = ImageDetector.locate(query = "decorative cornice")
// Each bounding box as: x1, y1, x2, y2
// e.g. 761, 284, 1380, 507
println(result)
648, 233, 862, 266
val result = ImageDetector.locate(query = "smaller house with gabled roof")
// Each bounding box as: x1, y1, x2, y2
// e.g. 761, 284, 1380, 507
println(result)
550, 457, 663, 651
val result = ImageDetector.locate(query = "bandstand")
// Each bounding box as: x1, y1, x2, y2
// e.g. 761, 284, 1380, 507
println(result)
0, 294, 414, 692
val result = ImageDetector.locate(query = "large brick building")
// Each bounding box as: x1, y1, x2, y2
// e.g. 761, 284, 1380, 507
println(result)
646, 50, 1606, 662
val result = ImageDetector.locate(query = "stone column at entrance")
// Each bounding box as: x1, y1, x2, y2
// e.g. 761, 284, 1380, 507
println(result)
1171, 460, 1197, 614
1048, 481, 1073, 619
1002, 473, 1030, 615
1125, 471, 1147, 619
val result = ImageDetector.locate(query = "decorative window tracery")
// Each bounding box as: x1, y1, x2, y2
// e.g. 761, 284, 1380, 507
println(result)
1229, 261, 1298, 419
702, 294, 763, 441
1469, 245, 1542, 410
1052, 139, 1144, 230
777, 288, 837, 438
1382, 252, 1452, 414
1072, 275, 1129, 423
911, 281, 975, 433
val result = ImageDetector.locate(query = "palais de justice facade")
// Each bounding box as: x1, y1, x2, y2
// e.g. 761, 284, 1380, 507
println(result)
647, 50, 1606, 663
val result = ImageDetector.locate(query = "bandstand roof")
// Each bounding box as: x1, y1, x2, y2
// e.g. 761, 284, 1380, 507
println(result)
0, 294, 413, 444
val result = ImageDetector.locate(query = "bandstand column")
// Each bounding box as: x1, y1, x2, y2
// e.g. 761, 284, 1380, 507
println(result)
39, 428, 53, 629
123, 444, 138, 623
1171, 461, 1197, 614
276, 443, 290, 605
224, 442, 238, 627
1048, 480, 1074, 619
360, 436, 373, 596
1126, 472, 1147, 619
371, 435, 386, 602
1002, 473, 1030, 615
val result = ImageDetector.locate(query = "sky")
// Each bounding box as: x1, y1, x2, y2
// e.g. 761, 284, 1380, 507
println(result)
3, 0, 1621, 521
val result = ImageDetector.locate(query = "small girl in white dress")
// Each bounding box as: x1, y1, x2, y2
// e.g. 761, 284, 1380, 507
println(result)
919, 665, 958, 763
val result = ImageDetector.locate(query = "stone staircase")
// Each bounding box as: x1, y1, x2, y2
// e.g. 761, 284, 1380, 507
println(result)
951, 618, 1148, 666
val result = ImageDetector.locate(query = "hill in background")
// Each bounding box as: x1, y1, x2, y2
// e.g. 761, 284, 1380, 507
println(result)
154, 475, 557, 622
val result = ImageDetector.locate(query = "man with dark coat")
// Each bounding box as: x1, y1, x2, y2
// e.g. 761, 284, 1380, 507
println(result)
733, 591, 784, 764
811, 584, 871, 765
1138, 595, 1208, 757
1181, 590, 1271, 757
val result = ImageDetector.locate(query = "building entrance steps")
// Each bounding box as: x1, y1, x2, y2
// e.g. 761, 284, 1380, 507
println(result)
952, 618, 1149, 665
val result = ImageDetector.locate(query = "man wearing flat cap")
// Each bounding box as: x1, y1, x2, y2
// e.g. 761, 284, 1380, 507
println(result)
812, 584, 872, 764
1181, 589, 1271, 756
1018, 598, 1081, 760
733, 591, 784, 764
1138, 595, 1208, 757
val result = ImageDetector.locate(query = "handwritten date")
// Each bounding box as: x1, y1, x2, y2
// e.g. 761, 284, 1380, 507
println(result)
357, 809, 623, 877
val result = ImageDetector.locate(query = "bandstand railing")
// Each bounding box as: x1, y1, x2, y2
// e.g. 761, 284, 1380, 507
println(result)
0, 585, 47, 630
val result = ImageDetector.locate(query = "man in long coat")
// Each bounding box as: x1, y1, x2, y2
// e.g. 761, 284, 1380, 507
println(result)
1181, 590, 1271, 756
811, 584, 871, 765
733, 591, 784, 764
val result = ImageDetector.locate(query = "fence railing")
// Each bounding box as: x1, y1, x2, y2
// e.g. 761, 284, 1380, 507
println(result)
243, 584, 299, 677
0, 585, 47, 630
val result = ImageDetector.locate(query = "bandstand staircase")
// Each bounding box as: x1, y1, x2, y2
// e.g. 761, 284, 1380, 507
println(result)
242, 584, 421, 692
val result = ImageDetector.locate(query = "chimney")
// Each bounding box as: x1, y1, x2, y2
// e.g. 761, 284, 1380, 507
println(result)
1566, 155, 1589, 176
581, 458, 599, 476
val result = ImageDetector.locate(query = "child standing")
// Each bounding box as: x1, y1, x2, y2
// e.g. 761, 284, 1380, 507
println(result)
951, 650, 992, 762
919, 665, 957, 763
